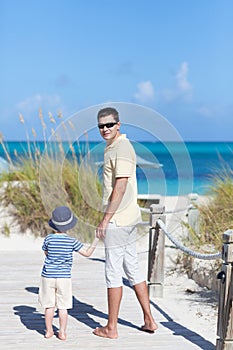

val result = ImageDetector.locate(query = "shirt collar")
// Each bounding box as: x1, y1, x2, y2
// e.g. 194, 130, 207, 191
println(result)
106, 134, 127, 149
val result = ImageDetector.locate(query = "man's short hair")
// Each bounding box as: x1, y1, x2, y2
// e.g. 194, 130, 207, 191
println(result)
97, 107, 119, 122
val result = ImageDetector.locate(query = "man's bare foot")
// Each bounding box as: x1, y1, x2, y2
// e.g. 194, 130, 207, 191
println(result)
44, 331, 54, 338
141, 320, 158, 333
57, 331, 66, 341
93, 326, 118, 339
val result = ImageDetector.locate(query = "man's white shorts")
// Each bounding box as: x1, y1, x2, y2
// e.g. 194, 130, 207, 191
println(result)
104, 222, 145, 288
38, 277, 72, 309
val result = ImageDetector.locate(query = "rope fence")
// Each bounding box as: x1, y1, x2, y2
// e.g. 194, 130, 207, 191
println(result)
139, 203, 221, 260
157, 218, 221, 260
142, 198, 233, 350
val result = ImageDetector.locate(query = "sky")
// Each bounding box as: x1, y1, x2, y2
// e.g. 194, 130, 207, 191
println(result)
0, 0, 233, 141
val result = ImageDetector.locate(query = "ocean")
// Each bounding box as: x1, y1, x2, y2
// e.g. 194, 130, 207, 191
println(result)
1, 141, 233, 196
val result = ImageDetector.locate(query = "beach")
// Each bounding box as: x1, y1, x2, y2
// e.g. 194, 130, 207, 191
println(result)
0, 194, 219, 349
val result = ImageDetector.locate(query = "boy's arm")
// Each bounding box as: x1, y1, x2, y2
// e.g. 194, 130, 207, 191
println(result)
78, 237, 99, 257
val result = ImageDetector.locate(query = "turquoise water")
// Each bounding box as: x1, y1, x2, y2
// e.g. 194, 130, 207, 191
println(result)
1, 141, 233, 196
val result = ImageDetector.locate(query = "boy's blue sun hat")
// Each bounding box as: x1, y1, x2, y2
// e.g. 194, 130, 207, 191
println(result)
48, 206, 77, 232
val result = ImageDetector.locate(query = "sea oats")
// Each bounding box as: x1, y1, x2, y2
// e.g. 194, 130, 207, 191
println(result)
32, 128, 37, 137
49, 112, 56, 124
19, 113, 25, 124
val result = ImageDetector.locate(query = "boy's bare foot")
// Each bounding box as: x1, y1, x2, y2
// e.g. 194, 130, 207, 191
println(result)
57, 332, 66, 341
44, 331, 54, 338
93, 326, 118, 339
141, 320, 158, 333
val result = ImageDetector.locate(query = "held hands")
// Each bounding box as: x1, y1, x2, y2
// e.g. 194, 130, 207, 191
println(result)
96, 221, 108, 239
92, 231, 99, 246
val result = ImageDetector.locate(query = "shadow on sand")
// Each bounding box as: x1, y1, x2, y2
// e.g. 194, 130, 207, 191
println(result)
13, 285, 139, 336
13, 259, 215, 349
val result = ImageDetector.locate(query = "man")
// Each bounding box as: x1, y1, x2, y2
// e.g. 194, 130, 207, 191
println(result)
94, 107, 157, 339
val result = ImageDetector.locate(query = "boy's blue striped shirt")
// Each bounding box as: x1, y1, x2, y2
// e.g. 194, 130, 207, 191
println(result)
41, 233, 83, 278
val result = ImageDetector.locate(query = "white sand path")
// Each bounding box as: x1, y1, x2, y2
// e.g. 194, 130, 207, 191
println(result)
0, 195, 219, 349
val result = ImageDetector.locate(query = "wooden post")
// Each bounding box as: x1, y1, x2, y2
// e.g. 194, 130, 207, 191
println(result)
187, 193, 200, 236
147, 201, 165, 298
216, 229, 233, 350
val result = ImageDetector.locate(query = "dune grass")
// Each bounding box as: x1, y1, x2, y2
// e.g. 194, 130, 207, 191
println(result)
0, 111, 103, 240
0, 158, 103, 239
183, 165, 233, 252
197, 168, 233, 251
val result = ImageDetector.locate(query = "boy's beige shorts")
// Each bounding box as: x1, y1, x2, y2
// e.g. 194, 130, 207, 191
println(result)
38, 277, 72, 309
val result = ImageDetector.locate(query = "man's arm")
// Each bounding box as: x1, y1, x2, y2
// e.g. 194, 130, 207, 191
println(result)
96, 177, 128, 238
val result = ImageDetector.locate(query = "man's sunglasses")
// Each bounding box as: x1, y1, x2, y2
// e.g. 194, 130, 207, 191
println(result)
98, 122, 118, 129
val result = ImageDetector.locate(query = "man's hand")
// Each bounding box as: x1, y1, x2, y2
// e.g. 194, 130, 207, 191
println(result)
96, 220, 108, 239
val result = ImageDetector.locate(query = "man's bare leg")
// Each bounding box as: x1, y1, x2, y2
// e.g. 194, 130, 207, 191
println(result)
93, 287, 122, 338
134, 281, 158, 332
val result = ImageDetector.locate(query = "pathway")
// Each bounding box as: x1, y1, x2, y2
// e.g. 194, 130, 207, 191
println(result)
0, 241, 217, 350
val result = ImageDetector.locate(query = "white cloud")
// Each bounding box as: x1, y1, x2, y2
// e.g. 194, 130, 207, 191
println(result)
17, 94, 61, 112
197, 105, 213, 118
176, 62, 192, 92
162, 61, 193, 102
196, 104, 229, 121
134, 81, 155, 103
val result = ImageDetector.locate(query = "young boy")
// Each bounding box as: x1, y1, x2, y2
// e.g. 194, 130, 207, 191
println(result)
38, 206, 99, 340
